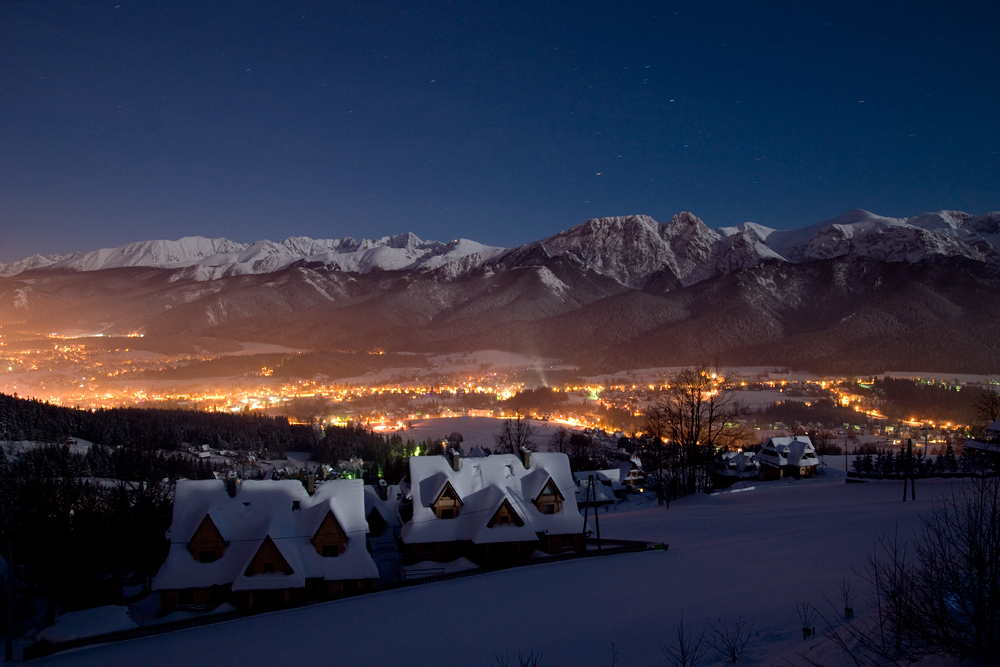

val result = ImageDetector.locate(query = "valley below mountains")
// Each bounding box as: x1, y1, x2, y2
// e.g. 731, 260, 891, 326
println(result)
2, 208, 1000, 377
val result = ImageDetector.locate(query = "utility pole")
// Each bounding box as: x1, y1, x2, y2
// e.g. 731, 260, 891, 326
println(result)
903, 438, 915, 501
591, 476, 602, 552
5, 539, 12, 664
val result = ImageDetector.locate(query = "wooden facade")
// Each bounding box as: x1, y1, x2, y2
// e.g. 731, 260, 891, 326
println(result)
533, 478, 564, 515
158, 584, 230, 614
311, 510, 350, 556
487, 499, 524, 527
186, 515, 227, 563
243, 536, 294, 576
431, 482, 463, 519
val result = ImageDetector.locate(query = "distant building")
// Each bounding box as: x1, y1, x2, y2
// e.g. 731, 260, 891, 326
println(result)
759, 436, 819, 480
961, 419, 1000, 456
711, 450, 760, 487
153, 478, 378, 613
399, 449, 584, 566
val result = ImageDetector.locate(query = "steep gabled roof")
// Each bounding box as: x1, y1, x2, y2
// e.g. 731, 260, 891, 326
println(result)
532, 476, 564, 502
401, 452, 583, 546
760, 436, 818, 468
153, 479, 378, 592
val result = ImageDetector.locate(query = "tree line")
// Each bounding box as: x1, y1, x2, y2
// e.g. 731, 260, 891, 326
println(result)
0, 393, 318, 455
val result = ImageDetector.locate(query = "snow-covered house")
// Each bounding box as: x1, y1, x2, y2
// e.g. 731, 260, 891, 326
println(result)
618, 458, 646, 487
711, 450, 760, 487
399, 450, 584, 566
153, 478, 378, 613
759, 436, 819, 480
574, 458, 645, 504
959, 419, 1000, 456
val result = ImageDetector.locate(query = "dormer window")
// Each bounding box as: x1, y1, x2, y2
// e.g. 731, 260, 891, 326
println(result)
312, 510, 349, 557
244, 536, 293, 576
187, 514, 227, 563
533, 478, 564, 515
431, 482, 463, 519
487, 499, 524, 528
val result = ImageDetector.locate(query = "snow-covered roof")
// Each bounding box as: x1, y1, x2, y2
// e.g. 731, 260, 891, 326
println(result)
37, 606, 137, 643
575, 468, 622, 485
153, 479, 378, 592
759, 436, 819, 469
986, 419, 1000, 433
363, 483, 402, 528
401, 453, 582, 545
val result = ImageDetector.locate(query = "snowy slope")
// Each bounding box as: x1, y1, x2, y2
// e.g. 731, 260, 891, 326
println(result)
31, 467, 962, 667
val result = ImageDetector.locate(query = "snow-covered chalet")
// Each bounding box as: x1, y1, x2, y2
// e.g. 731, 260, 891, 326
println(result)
399, 449, 584, 565
153, 478, 378, 613
759, 436, 819, 480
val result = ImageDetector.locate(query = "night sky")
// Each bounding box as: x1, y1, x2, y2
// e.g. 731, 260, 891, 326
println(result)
2, 1, 998, 262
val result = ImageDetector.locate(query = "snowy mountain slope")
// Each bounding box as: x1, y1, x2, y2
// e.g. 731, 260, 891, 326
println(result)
0, 234, 505, 280
2, 209, 997, 290
496, 208, 999, 292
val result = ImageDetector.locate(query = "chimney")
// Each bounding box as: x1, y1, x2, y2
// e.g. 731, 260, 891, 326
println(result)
519, 447, 531, 469
378, 478, 388, 500
449, 449, 461, 472
306, 474, 316, 495
226, 471, 238, 497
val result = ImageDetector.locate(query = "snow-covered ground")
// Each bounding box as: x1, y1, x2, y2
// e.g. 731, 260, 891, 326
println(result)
32, 463, 962, 667
382, 415, 587, 451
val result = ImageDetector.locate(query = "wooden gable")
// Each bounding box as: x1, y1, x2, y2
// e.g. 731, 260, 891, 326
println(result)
311, 510, 350, 557
243, 536, 294, 576
432, 481, 464, 519
487, 498, 525, 528
186, 514, 228, 563
534, 477, 564, 515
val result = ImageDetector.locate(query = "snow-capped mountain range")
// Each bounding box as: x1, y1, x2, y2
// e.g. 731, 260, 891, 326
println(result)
3, 209, 997, 289
0, 232, 505, 281
4, 207, 1000, 375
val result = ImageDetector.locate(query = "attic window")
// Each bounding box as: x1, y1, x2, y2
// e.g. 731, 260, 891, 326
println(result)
432, 482, 463, 519
243, 536, 294, 576
487, 499, 524, 528
311, 510, 349, 557
533, 477, 564, 515
187, 515, 228, 562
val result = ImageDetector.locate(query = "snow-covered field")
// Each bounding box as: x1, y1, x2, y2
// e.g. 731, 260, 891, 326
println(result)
382, 415, 587, 450
35, 463, 960, 667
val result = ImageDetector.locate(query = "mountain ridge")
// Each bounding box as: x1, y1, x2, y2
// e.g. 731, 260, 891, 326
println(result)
4, 209, 997, 292
3, 208, 1000, 375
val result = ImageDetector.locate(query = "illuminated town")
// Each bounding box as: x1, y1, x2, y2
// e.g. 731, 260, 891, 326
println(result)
0, 330, 986, 451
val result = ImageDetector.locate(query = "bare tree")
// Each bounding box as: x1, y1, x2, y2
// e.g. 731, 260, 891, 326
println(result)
821, 477, 1000, 665
494, 414, 536, 454
549, 427, 571, 455
795, 602, 818, 640
973, 384, 1000, 431
705, 616, 753, 663
660, 615, 708, 667
840, 578, 856, 620
645, 365, 749, 498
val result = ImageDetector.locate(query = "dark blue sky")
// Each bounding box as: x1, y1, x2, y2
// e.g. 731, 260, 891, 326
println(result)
2, 1, 998, 262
